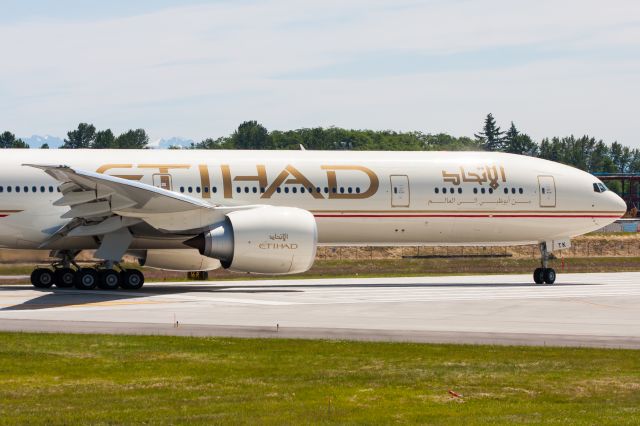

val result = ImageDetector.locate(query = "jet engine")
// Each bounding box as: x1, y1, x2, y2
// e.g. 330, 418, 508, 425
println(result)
185, 207, 317, 274
138, 249, 221, 271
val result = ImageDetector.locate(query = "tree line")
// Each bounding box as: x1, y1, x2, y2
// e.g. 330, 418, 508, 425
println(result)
2, 114, 638, 176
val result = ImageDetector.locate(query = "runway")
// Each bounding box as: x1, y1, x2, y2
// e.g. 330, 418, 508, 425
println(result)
1, 272, 639, 348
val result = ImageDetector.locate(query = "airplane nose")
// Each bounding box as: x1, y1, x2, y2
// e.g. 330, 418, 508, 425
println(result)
610, 192, 627, 217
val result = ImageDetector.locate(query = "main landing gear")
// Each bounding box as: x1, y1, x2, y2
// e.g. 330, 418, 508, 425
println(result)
30, 252, 144, 290
533, 242, 556, 285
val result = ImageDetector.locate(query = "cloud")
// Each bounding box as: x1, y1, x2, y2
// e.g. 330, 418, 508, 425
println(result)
0, 0, 639, 145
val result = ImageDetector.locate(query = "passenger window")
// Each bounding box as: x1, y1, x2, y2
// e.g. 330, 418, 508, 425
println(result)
49, 186, 54, 193
316, 187, 321, 193
0, 186, 3, 193
244, 187, 249, 193
24, 186, 28, 192
488, 188, 493, 194
324, 187, 329, 194
31, 186, 36, 192
300, 187, 305, 193
458, 188, 462, 194
15, 186, 20, 193
40, 186, 45, 192
7, 186, 11, 193
393, 187, 398, 194
542, 188, 546, 194
285, 187, 290, 193
180, 186, 185, 193
340, 187, 345, 194
441, 187, 446, 193
504, 188, 508, 194
481, 188, 485, 194
348, 187, 353, 194
473, 188, 477, 194
260, 187, 265, 193
212, 186, 217, 193
204, 187, 209, 193
435, 188, 439, 194
519, 188, 523, 194
188, 187, 193, 193
253, 187, 257, 194
511, 188, 516, 194
356, 187, 361, 194
332, 187, 337, 193
292, 187, 297, 194
277, 187, 282, 193
196, 186, 201, 193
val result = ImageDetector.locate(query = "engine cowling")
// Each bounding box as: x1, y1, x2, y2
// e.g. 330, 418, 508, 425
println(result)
138, 249, 221, 271
186, 207, 317, 275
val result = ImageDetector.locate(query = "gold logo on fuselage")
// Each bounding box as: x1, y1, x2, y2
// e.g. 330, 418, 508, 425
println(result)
442, 165, 506, 189
97, 163, 380, 200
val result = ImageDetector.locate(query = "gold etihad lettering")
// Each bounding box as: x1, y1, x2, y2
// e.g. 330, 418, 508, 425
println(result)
262, 165, 323, 199
442, 165, 506, 189
322, 165, 379, 199
97, 163, 380, 200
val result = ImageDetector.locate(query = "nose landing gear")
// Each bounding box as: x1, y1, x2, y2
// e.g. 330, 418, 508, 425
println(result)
533, 242, 556, 285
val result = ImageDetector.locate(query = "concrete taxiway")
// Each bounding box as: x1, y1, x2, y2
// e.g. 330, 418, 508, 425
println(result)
0, 272, 639, 348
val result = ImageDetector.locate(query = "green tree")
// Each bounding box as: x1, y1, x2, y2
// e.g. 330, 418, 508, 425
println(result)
474, 113, 504, 151
40, 143, 49, 149
115, 129, 149, 149
230, 121, 272, 149
62, 123, 96, 149
0, 131, 29, 148
502, 122, 537, 156
93, 129, 116, 149
610, 142, 631, 173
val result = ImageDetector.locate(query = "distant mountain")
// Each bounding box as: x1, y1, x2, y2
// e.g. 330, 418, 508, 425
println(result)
149, 137, 195, 149
20, 135, 196, 149
22, 135, 64, 149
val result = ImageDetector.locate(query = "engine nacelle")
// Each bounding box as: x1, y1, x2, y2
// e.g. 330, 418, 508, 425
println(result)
186, 207, 317, 274
138, 249, 221, 271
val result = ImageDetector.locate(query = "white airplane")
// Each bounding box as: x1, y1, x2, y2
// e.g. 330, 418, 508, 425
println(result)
0, 149, 624, 290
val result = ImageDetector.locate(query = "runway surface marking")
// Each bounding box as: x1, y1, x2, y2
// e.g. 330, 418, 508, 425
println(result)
1, 272, 639, 348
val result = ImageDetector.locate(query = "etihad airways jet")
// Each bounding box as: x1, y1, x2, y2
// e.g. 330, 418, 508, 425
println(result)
0, 149, 624, 290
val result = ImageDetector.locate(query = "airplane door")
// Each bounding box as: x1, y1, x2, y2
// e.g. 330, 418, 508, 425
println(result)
390, 175, 410, 207
538, 175, 556, 207
152, 173, 173, 191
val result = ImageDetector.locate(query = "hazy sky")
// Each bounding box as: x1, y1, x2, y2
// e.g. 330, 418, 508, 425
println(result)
1, 0, 639, 146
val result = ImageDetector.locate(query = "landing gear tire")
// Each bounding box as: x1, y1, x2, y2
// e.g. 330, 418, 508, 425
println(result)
31, 268, 54, 288
120, 269, 144, 290
98, 269, 121, 290
54, 268, 76, 288
543, 268, 556, 285
74, 268, 99, 290
533, 268, 545, 285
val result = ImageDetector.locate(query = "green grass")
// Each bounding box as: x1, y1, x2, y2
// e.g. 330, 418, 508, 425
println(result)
0, 333, 638, 425
3, 256, 640, 284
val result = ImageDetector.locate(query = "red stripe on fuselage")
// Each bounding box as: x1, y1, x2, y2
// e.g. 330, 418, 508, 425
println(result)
313, 214, 620, 218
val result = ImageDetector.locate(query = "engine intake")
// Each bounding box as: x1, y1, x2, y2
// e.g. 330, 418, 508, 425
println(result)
185, 206, 317, 275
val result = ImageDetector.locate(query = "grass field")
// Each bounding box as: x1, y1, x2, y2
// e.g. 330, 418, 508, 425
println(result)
0, 333, 638, 425
2, 256, 640, 283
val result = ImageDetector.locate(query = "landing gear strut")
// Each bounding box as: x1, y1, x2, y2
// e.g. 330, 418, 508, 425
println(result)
29, 252, 145, 291
533, 242, 556, 285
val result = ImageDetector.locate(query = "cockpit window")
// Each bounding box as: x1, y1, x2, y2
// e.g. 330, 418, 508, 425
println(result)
593, 182, 608, 193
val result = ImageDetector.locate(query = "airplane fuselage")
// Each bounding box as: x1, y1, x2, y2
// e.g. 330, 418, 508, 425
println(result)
0, 149, 625, 251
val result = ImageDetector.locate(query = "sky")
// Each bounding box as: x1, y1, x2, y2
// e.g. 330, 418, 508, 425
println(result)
1, 0, 639, 146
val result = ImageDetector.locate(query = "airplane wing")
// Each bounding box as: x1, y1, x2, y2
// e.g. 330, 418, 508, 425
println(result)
25, 164, 261, 260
